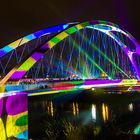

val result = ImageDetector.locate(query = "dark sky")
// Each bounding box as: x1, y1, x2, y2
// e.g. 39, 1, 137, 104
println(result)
0, 0, 140, 47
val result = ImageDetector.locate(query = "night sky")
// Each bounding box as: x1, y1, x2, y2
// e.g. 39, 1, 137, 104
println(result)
0, 0, 140, 47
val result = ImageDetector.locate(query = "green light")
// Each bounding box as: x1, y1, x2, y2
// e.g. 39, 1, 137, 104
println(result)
16, 115, 28, 126
81, 33, 131, 79
59, 88, 81, 93
108, 77, 112, 80
71, 38, 110, 78
51, 37, 61, 44
66, 27, 77, 34
81, 21, 90, 27
68, 80, 84, 85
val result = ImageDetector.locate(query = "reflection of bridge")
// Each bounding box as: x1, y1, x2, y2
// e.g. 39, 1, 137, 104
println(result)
0, 20, 140, 85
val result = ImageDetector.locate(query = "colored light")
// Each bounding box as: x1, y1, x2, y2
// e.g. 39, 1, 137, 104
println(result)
92, 88, 95, 91
6, 112, 28, 138
0, 118, 6, 140
0, 23, 72, 59
1, 20, 140, 83
102, 103, 109, 122
128, 103, 133, 112
91, 104, 96, 121
6, 94, 28, 115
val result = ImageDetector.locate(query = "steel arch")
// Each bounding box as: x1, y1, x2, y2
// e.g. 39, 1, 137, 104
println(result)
1, 20, 140, 84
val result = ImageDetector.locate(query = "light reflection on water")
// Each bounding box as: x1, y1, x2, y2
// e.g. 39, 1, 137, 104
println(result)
91, 104, 96, 121
134, 123, 140, 134
29, 90, 140, 139
102, 103, 109, 122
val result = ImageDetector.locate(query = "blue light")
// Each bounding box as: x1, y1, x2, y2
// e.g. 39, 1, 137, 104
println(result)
2, 46, 13, 52
17, 130, 28, 139
25, 34, 36, 40
94, 25, 112, 30
34, 24, 70, 38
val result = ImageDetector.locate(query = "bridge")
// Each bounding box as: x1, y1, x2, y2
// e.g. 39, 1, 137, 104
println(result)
0, 20, 140, 84
0, 20, 140, 139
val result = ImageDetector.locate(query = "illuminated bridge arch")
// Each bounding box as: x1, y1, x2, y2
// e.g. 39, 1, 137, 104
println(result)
0, 23, 74, 58
1, 20, 140, 84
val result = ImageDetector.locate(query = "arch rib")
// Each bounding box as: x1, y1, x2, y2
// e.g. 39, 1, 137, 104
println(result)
1, 20, 140, 84
0, 23, 74, 58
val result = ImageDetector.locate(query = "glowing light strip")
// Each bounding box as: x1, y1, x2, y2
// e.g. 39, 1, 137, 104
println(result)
29, 90, 59, 96
0, 79, 139, 97
23, 80, 139, 96
28, 87, 83, 96
0, 91, 28, 98
80, 81, 138, 88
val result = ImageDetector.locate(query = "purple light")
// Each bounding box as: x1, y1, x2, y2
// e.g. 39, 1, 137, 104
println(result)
83, 79, 121, 85
6, 94, 28, 116
0, 50, 6, 58
9, 71, 27, 80
0, 98, 4, 117
41, 43, 50, 49
31, 52, 43, 61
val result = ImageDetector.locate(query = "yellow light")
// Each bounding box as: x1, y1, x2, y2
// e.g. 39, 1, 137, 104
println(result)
72, 102, 79, 116
0, 86, 5, 93
50, 101, 54, 117
102, 103, 109, 122
128, 103, 133, 112
10, 39, 22, 48
92, 88, 95, 91
29, 90, 59, 96
47, 101, 54, 117
76, 103, 79, 115
72, 102, 76, 116
0, 118, 6, 140
106, 106, 109, 120
6, 111, 28, 138
102, 103, 106, 122
0, 68, 17, 85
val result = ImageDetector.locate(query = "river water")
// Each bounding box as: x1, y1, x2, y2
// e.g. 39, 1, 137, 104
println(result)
28, 88, 140, 139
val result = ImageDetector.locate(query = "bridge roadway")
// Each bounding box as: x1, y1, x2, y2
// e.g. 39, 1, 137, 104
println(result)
0, 79, 139, 98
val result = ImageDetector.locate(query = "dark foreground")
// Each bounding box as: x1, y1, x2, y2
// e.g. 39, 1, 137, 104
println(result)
29, 88, 140, 140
